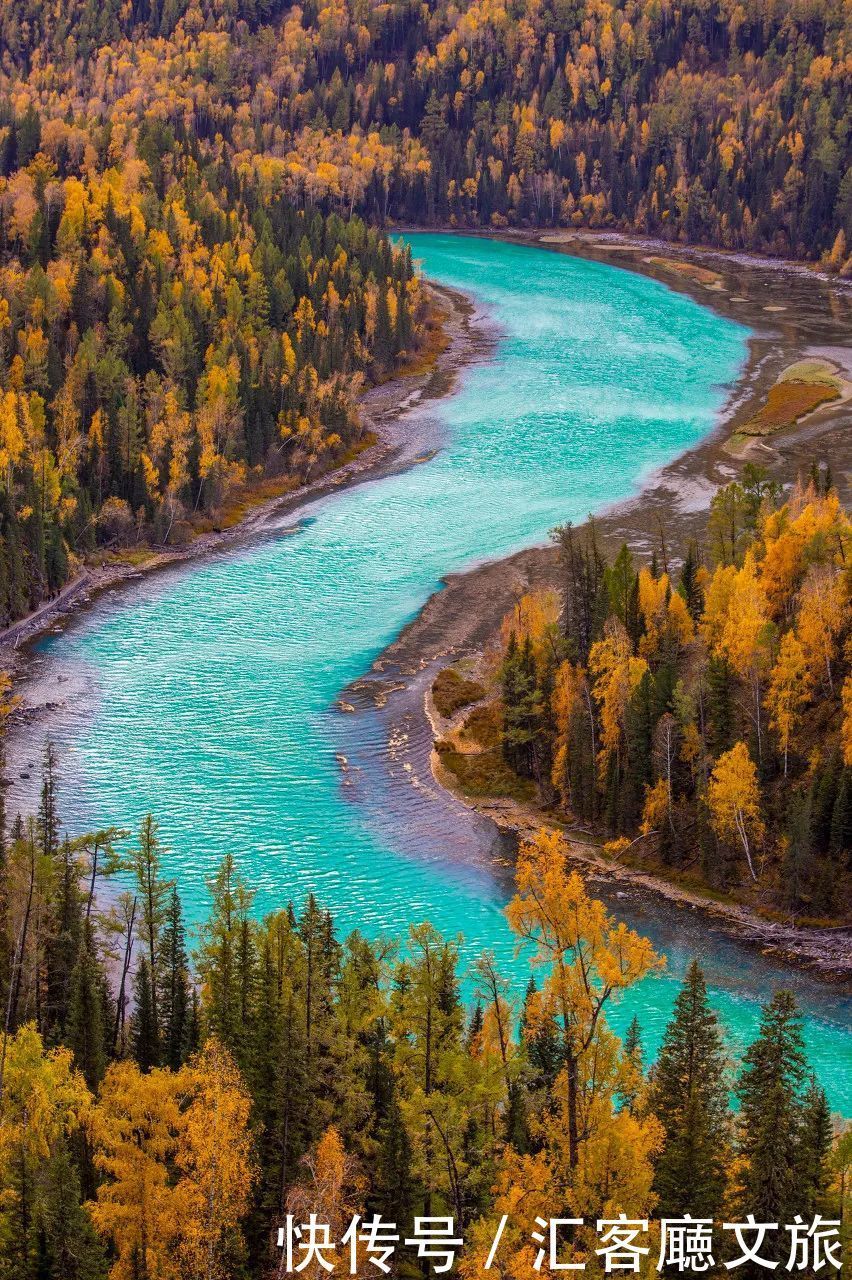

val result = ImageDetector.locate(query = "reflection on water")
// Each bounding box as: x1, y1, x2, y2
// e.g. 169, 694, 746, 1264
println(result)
8, 236, 850, 1111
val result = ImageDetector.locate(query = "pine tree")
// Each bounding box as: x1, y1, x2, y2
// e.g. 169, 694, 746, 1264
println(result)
707, 654, 735, 756
37, 740, 60, 862
36, 1141, 108, 1280
132, 956, 158, 1070
796, 1078, 833, 1218
782, 791, 814, 914
374, 1093, 418, 1260
829, 768, 852, 856
679, 541, 704, 620
736, 990, 808, 1234
130, 814, 170, 1063
67, 920, 108, 1089
520, 976, 563, 1100
619, 1014, 643, 1115
648, 960, 730, 1218
196, 853, 256, 1059
46, 835, 82, 1040
158, 884, 191, 1069
605, 544, 636, 625
466, 1001, 484, 1051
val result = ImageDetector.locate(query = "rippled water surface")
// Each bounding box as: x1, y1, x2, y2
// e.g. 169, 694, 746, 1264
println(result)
19, 236, 851, 1108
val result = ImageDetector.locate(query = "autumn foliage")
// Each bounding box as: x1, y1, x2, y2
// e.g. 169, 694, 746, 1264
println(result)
491, 475, 851, 915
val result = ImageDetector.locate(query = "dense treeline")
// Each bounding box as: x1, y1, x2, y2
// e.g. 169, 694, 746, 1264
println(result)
0, 104, 421, 624
2, 0, 851, 268
437, 468, 852, 918
0, 765, 847, 1279
0, 0, 850, 612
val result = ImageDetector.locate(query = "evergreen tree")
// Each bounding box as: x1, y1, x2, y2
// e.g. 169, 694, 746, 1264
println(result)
67, 921, 108, 1089
158, 885, 191, 1069
520, 976, 563, 1099
707, 654, 735, 756
619, 1014, 643, 1114
196, 852, 256, 1059
129, 814, 170, 1063
36, 1142, 108, 1280
796, 1078, 833, 1218
132, 956, 158, 1071
736, 990, 808, 1236
648, 961, 730, 1218
37, 740, 60, 862
678, 541, 704, 620
45, 835, 82, 1040
782, 791, 814, 913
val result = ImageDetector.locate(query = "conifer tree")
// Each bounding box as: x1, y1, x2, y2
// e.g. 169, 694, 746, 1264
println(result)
736, 990, 808, 1233
132, 956, 158, 1071
37, 1141, 108, 1280
46, 835, 82, 1040
520, 975, 564, 1101
129, 814, 170, 1062
707, 654, 735, 756
619, 1014, 643, 1115
196, 853, 256, 1061
648, 961, 730, 1218
67, 920, 108, 1089
37, 741, 60, 863
679, 541, 704, 620
796, 1078, 833, 1218
158, 885, 191, 1070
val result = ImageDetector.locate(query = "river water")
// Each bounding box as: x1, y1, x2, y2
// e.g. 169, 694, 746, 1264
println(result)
12, 235, 851, 1108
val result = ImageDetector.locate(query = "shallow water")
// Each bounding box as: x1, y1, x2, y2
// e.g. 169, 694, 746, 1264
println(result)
15, 235, 851, 1108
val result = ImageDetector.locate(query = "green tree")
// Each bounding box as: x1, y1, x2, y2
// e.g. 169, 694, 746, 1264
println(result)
67, 920, 108, 1089
132, 956, 158, 1071
129, 814, 170, 1062
158, 885, 191, 1070
648, 961, 730, 1218
736, 991, 808, 1233
796, 1078, 833, 1218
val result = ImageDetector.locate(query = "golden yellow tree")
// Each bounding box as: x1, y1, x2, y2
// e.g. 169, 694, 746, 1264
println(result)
285, 1127, 365, 1280
173, 1039, 256, 1280
796, 568, 847, 695
0, 1024, 90, 1192
589, 620, 649, 783
0, 1023, 92, 1252
90, 1045, 256, 1280
706, 742, 765, 881
717, 553, 774, 764
506, 830, 660, 1170
89, 1062, 184, 1280
766, 630, 812, 776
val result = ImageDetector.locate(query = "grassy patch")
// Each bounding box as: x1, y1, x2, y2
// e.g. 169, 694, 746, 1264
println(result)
459, 701, 502, 749
95, 546, 162, 569
648, 256, 724, 288
432, 667, 486, 718
740, 379, 840, 436
779, 360, 842, 388
437, 742, 536, 801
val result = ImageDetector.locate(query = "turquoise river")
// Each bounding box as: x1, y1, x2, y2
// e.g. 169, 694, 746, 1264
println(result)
14, 235, 851, 1109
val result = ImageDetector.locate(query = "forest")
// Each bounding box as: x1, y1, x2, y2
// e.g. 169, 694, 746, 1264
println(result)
1, 0, 850, 266
0, 0, 850, 619
0, 762, 847, 1279
0, 0, 850, 1273
0, 103, 422, 624
434, 468, 852, 920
